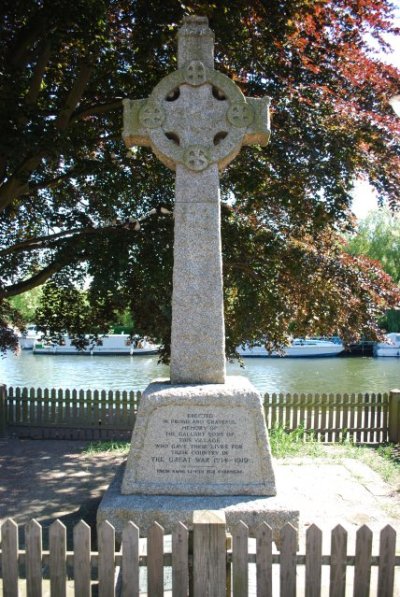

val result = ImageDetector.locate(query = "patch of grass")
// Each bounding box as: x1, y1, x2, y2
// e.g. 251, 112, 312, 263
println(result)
340, 443, 400, 484
269, 425, 325, 458
83, 440, 130, 455
270, 426, 400, 485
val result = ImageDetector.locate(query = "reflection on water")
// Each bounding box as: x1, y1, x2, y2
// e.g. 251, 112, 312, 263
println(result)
1, 351, 399, 394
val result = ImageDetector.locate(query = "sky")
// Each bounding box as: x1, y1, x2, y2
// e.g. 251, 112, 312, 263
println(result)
350, 3, 400, 220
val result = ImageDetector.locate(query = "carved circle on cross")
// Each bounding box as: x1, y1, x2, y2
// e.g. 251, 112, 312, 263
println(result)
227, 102, 254, 128
183, 146, 210, 171
142, 65, 254, 171
184, 60, 207, 86
138, 102, 166, 128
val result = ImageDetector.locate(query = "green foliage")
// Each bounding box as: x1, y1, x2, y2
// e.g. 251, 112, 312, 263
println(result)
83, 440, 130, 454
9, 287, 43, 321
346, 208, 400, 332
269, 425, 324, 458
1, 0, 400, 353
346, 209, 400, 283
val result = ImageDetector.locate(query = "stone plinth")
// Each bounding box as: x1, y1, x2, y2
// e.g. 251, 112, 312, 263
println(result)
121, 376, 276, 496
98, 463, 298, 546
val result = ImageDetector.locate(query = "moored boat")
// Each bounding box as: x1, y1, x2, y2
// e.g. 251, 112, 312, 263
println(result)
19, 325, 39, 350
373, 333, 400, 357
237, 338, 344, 358
33, 334, 159, 356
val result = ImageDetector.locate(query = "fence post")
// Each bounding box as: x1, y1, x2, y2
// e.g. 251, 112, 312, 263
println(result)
0, 384, 7, 438
193, 510, 226, 597
388, 389, 400, 443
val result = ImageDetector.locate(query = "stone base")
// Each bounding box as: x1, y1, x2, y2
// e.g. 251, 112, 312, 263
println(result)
98, 464, 299, 545
122, 376, 276, 496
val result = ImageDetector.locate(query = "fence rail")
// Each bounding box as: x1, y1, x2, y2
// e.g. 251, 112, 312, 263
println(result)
1, 385, 399, 443
264, 392, 390, 443
0, 515, 398, 596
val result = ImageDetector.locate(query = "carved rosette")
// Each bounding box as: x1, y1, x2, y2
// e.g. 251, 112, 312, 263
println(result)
123, 61, 270, 172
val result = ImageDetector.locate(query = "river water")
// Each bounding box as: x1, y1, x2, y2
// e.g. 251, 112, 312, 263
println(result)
1, 351, 399, 394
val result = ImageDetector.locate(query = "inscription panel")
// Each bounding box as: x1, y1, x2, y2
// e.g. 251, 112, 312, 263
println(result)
137, 405, 261, 485
122, 377, 276, 496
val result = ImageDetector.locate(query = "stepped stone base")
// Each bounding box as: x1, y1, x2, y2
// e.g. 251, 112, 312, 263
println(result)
97, 463, 299, 544
97, 376, 295, 543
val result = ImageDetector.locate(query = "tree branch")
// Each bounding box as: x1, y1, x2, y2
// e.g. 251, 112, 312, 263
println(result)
0, 205, 172, 258
1, 255, 72, 299
55, 60, 94, 130
0, 153, 45, 212
9, 9, 50, 69
25, 40, 52, 105
72, 100, 123, 121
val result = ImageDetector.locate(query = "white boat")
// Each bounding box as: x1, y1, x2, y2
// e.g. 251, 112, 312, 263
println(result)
237, 338, 344, 358
33, 334, 159, 356
19, 325, 39, 350
373, 333, 400, 357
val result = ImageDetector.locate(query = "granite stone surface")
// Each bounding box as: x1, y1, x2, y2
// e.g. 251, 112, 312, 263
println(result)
122, 376, 276, 496
99, 462, 297, 545
170, 164, 225, 383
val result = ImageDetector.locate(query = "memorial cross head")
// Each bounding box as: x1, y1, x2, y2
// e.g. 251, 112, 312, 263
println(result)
122, 17, 271, 173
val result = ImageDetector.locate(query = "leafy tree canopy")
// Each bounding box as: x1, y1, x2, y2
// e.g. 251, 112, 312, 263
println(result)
346, 208, 400, 283
1, 0, 400, 356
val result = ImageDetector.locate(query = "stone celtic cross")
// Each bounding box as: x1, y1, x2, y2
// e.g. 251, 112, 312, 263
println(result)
123, 16, 270, 384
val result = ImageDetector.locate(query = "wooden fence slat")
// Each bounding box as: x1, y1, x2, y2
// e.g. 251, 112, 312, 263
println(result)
285, 394, 292, 431
291, 394, 299, 431
193, 511, 226, 597
98, 520, 116, 597
341, 394, 349, 442
270, 394, 278, 428
353, 525, 372, 597
313, 394, 321, 440
382, 392, 389, 442
305, 524, 322, 597
327, 394, 335, 442
1, 518, 19, 597
73, 520, 91, 597
355, 394, 363, 444
299, 393, 306, 430
306, 394, 313, 434
172, 521, 189, 597
376, 393, 383, 443
363, 393, 370, 443
121, 391, 128, 424
147, 522, 164, 597
329, 525, 347, 597
15, 387, 22, 423
377, 525, 396, 597
232, 521, 249, 597
256, 522, 272, 597
25, 519, 42, 597
320, 394, 327, 442
332, 393, 341, 442
49, 519, 67, 597
369, 393, 376, 443
279, 523, 297, 597
122, 521, 139, 597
